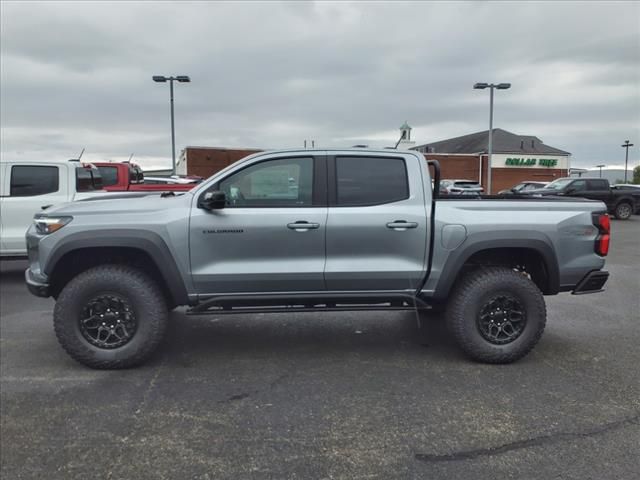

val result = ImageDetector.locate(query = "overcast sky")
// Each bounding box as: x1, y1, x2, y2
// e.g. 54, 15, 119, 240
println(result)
1, 1, 639, 170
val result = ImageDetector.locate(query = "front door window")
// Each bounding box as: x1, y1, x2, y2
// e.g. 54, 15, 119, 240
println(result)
219, 157, 313, 207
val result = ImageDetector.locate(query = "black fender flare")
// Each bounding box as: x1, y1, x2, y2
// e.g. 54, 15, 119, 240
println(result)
44, 229, 189, 306
431, 233, 560, 302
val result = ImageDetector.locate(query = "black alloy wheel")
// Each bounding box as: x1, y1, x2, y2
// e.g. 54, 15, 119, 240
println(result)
79, 294, 137, 349
477, 294, 527, 345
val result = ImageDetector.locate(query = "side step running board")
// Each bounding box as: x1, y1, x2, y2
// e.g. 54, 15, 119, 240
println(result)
187, 294, 433, 316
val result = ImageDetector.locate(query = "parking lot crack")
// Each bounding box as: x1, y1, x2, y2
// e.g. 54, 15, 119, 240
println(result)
414, 412, 640, 463
134, 356, 167, 416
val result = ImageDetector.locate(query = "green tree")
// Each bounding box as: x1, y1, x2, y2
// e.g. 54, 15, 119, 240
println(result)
634, 165, 640, 184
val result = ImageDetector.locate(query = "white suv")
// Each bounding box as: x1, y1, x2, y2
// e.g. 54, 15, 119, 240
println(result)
0, 160, 104, 258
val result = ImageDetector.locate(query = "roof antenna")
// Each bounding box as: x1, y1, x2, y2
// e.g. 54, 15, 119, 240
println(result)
394, 130, 407, 149
69, 147, 85, 162
125, 153, 134, 163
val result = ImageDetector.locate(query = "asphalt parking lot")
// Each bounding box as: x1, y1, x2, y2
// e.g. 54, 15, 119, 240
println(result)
1, 218, 639, 480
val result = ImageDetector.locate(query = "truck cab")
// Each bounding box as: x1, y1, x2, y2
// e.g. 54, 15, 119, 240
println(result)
0, 160, 103, 258
94, 162, 195, 192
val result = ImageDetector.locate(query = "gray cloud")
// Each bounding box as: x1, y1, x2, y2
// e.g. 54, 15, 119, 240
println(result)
1, 1, 639, 169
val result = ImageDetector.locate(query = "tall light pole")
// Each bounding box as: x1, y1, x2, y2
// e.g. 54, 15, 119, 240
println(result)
153, 75, 191, 175
473, 82, 511, 194
595, 164, 606, 178
621, 140, 634, 183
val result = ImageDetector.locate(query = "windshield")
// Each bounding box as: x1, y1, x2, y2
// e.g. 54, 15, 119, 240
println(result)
544, 178, 573, 190
454, 181, 480, 188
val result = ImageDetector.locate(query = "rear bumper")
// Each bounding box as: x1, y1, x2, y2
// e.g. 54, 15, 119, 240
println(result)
25, 268, 50, 298
572, 270, 609, 295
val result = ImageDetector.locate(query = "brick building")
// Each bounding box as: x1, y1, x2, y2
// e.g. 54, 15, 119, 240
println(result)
176, 146, 262, 178
412, 129, 570, 193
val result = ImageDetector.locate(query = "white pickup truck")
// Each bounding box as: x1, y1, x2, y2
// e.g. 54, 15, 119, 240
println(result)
0, 160, 104, 258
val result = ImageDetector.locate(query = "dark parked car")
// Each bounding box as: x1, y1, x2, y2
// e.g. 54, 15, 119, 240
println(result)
498, 180, 549, 195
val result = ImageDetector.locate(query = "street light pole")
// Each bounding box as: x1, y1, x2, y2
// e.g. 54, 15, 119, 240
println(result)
153, 75, 191, 175
474, 82, 511, 194
488, 86, 494, 194
595, 164, 605, 178
170, 79, 176, 175
621, 140, 634, 183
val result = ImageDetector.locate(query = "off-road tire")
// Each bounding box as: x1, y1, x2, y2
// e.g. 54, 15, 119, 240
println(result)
614, 202, 633, 220
446, 267, 546, 363
54, 265, 168, 369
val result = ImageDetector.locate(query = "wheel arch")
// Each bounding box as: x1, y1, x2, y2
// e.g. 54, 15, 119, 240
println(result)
45, 231, 190, 307
430, 236, 560, 302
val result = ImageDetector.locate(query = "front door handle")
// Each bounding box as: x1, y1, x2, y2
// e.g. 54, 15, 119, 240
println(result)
386, 220, 418, 230
287, 221, 320, 231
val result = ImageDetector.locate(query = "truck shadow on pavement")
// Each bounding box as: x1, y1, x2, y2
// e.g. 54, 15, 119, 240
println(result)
157, 309, 462, 366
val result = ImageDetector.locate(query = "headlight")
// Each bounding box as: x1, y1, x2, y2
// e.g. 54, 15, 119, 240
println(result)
34, 216, 73, 235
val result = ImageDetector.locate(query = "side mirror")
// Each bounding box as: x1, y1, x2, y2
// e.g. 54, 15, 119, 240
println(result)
199, 190, 226, 210
565, 187, 576, 195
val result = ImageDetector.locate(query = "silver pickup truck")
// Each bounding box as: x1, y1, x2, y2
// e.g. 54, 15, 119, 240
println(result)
25, 149, 610, 368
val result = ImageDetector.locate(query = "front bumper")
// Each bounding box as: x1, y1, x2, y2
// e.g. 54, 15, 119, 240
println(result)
25, 268, 50, 297
572, 270, 609, 295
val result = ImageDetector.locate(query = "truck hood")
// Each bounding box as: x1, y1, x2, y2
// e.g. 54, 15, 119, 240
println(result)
42, 191, 192, 216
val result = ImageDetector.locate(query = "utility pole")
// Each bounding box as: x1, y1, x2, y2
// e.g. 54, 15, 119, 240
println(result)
621, 140, 634, 183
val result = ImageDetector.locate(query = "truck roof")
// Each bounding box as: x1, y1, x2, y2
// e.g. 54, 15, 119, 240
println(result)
0, 158, 92, 165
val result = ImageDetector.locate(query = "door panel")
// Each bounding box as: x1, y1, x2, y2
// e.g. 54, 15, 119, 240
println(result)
1, 164, 68, 254
190, 207, 327, 293
189, 155, 327, 294
585, 180, 612, 204
324, 155, 428, 291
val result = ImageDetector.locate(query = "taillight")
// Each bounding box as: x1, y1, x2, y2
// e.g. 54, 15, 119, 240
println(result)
592, 213, 610, 256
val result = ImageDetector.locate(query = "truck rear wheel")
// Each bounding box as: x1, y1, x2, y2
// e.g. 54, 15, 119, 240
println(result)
446, 267, 546, 364
54, 265, 168, 369
614, 202, 633, 220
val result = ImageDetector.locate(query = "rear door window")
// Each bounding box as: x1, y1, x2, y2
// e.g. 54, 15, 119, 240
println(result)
76, 165, 103, 192
335, 156, 408, 206
587, 179, 609, 190
96, 166, 119, 187
10, 165, 59, 197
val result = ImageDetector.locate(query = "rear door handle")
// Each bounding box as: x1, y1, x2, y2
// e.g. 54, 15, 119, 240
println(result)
287, 221, 320, 231
386, 220, 418, 230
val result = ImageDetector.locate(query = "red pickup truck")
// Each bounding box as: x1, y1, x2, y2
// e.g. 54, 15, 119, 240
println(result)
93, 162, 196, 192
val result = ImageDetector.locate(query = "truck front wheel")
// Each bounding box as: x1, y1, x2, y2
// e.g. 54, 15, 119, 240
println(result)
54, 265, 168, 369
446, 267, 546, 364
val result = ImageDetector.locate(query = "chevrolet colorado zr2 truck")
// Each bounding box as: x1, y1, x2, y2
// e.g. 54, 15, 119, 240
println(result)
24, 149, 611, 368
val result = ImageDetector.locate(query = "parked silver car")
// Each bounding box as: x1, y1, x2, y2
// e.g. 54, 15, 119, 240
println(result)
439, 179, 483, 195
